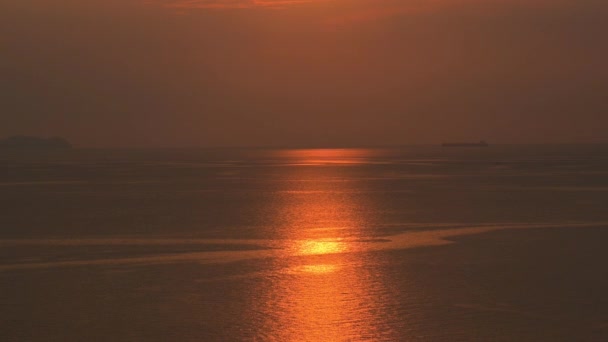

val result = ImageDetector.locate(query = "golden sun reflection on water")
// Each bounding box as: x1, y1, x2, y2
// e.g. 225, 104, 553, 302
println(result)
250, 149, 398, 341
296, 264, 340, 274
295, 239, 348, 256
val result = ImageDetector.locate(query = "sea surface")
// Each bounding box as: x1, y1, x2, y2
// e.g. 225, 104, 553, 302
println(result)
1, 145, 608, 341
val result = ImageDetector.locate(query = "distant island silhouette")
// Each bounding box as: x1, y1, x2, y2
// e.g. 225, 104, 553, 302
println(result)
0, 136, 72, 149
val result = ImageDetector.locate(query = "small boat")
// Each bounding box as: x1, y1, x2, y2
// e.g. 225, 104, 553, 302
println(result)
442, 140, 488, 147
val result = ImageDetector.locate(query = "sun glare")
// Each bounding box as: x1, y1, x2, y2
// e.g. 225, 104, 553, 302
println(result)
275, 148, 374, 165
296, 239, 348, 255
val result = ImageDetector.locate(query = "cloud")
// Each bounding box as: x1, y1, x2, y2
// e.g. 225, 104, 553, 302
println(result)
150, 0, 580, 26
324, 0, 572, 27
156, 0, 561, 11
154, 0, 328, 10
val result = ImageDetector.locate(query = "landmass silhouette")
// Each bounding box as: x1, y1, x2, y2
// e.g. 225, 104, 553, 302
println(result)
0, 136, 72, 149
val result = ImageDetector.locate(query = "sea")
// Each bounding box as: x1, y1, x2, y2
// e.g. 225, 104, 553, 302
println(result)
1, 145, 608, 341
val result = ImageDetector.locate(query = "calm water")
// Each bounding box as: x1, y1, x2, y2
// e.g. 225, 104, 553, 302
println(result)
1, 145, 608, 341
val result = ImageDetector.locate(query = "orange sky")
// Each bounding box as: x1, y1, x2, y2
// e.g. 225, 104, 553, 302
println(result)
2, 0, 607, 146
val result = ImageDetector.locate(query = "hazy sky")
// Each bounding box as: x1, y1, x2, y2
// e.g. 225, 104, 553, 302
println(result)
2, 0, 607, 147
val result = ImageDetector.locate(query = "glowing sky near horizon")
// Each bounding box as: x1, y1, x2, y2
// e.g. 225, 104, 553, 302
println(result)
1, 0, 607, 146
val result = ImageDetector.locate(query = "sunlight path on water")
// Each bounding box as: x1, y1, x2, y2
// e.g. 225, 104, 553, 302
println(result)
243, 148, 400, 341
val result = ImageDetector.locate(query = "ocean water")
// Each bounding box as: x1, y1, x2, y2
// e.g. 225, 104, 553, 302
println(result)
1, 145, 608, 341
